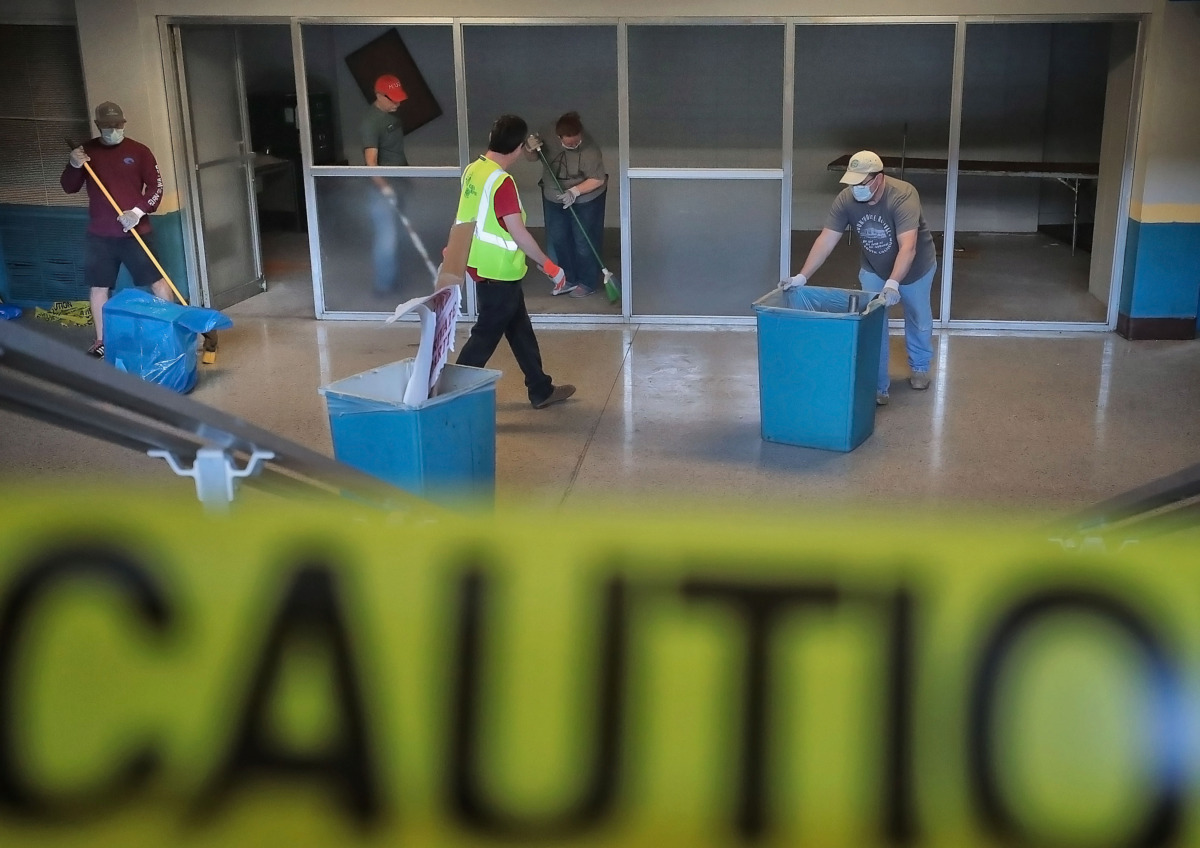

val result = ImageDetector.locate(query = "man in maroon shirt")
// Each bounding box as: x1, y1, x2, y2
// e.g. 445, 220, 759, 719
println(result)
61, 101, 172, 357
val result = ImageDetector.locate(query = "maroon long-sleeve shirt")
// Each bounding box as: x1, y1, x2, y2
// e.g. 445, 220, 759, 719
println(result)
60, 136, 163, 238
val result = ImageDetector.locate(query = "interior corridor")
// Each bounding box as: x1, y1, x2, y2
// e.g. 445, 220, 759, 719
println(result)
3, 301, 1198, 521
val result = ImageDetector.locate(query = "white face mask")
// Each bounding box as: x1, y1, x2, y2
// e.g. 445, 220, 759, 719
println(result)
560, 137, 582, 150
100, 128, 125, 145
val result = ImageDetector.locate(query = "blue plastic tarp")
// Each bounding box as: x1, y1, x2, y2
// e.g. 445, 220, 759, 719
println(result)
103, 288, 232, 393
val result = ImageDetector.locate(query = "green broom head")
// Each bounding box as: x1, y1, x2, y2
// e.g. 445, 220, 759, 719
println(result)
603, 270, 620, 303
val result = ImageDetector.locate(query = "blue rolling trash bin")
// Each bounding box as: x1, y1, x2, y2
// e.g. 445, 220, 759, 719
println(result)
320, 359, 502, 507
752, 286, 886, 452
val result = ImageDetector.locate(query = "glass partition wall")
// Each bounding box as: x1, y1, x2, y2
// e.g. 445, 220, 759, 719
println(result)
951, 20, 1140, 324
301, 23, 461, 315
628, 24, 785, 319
463, 24, 620, 317
792, 23, 955, 323
290, 17, 1140, 328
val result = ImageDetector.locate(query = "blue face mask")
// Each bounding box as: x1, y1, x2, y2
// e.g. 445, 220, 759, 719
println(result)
100, 128, 124, 145
851, 176, 876, 202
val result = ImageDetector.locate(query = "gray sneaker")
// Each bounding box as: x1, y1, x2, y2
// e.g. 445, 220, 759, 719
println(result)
533, 384, 576, 409
876, 392, 889, 406
909, 371, 931, 390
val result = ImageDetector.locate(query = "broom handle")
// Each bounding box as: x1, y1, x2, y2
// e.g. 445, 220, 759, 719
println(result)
68, 140, 188, 306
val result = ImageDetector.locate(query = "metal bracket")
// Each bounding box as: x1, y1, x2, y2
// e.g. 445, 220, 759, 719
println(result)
148, 448, 275, 509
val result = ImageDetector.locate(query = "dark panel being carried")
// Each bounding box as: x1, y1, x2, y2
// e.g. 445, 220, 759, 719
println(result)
344, 28, 442, 136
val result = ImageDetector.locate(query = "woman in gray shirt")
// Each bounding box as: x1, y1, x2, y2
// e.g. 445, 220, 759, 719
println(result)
535, 112, 608, 298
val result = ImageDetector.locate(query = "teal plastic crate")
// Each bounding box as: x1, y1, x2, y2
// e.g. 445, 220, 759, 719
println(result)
320, 360, 502, 507
752, 287, 886, 452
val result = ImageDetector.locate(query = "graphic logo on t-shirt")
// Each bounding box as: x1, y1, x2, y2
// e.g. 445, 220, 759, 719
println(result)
855, 214, 894, 255
123, 157, 135, 166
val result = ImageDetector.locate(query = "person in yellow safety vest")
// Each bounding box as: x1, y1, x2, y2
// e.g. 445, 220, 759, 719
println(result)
455, 114, 575, 410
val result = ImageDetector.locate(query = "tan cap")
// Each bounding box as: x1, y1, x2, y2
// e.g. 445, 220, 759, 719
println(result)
839, 150, 884, 185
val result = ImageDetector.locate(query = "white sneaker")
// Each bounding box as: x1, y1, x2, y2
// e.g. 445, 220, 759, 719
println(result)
909, 371, 930, 390
551, 279, 577, 296
876, 392, 889, 406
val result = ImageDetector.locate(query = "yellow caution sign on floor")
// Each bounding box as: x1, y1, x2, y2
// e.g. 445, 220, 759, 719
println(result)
0, 490, 1193, 847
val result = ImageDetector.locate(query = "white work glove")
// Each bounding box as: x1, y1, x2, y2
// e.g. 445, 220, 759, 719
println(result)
780, 272, 807, 290
542, 259, 565, 287
879, 279, 901, 307
69, 146, 90, 169
524, 133, 544, 153
117, 207, 145, 232
557, 186, 580, 209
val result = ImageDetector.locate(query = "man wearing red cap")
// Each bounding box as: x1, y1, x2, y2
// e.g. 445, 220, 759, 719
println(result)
362, 74, 409, 295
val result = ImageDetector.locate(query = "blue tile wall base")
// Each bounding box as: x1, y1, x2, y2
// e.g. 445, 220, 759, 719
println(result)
0, 204, 188, 308
1120, 218, 1200, 322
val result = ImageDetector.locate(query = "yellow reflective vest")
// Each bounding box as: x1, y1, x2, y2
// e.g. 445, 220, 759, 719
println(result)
456, 155, 527, 282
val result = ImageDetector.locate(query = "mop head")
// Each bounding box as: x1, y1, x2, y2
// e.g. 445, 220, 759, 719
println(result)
603, 270, 620, 304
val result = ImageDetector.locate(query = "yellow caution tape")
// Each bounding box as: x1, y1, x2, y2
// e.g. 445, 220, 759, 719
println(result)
0, 489, 1195, 847
33, 302, 93, 327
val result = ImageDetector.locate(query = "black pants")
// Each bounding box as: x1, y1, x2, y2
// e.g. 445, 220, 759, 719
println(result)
457, 279, 553, 405
84, 232, 161, 289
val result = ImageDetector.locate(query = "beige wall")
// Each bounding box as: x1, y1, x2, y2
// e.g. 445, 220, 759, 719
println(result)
1130, 0, 1200, 222
76, 0, 182, 211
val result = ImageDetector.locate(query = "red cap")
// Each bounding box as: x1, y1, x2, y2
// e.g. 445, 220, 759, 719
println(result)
374, 74, 408, 103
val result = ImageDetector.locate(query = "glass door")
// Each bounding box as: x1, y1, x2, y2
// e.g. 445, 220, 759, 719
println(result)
175, 25, 264, 309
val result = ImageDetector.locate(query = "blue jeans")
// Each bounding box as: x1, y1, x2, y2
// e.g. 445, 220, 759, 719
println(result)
369, 188, 401, 293
858, 263, 936, 395
542, 192, 606, 292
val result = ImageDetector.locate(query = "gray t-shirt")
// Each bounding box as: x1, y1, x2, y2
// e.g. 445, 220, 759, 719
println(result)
826, 176, 936, 284
538, 131, 607, 203
360, 105, 408, 166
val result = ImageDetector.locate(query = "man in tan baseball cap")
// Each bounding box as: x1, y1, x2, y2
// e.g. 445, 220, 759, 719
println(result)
839, 150, 884, 184
782, 148, 938, 406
